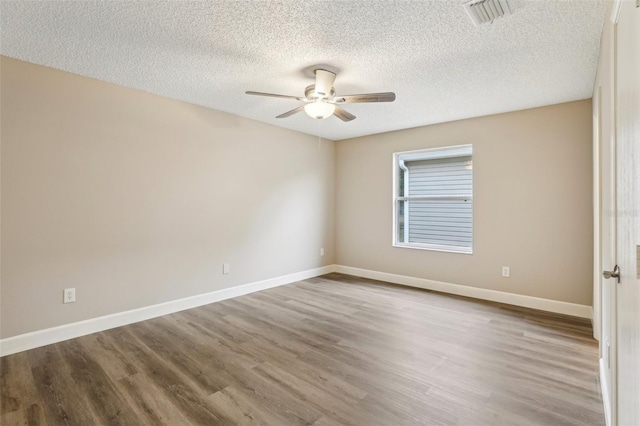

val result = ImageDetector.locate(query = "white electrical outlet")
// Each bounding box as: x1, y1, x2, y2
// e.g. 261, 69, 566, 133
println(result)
63, 288, 76, 303
223, 263, 230, 275
320, 248, 325, 256
502, 266, 510, 278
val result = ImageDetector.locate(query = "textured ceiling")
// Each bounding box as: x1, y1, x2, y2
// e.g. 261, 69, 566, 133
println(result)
1, 0, 607, 141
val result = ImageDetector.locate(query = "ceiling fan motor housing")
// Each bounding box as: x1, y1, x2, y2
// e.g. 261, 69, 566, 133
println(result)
305, 84, 335, 100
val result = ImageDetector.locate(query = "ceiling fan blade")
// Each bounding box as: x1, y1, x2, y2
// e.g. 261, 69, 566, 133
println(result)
333, 106, 356, 122
334, 92, 396, 103
246, 91, 304, 101
276, 105, 305, 119
314, 69, 336, 97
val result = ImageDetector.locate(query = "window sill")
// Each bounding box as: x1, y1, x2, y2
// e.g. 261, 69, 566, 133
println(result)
393, 242, 473, 255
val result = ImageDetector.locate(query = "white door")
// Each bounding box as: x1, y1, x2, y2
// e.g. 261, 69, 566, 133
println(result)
599, 79, 617, 424
613, 1, 640, 424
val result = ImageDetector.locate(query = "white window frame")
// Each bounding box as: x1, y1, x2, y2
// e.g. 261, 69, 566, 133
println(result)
392, 144, 473, 254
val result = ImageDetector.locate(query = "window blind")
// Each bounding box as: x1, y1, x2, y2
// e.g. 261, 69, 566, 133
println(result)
396, 145, 473, 253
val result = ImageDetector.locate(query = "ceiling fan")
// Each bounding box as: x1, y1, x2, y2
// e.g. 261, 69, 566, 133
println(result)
246, 69, 396, 122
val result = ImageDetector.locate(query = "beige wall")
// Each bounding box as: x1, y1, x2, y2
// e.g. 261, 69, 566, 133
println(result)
0, 57, 335, 338
0, 54, 595, 340
335, 100, 593, 305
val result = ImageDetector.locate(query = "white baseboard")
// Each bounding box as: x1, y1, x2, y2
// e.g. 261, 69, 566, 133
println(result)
600, 358, 612, 426
1, 264, 593, 357
0, 265, 336, 357
334, 265, 593, 319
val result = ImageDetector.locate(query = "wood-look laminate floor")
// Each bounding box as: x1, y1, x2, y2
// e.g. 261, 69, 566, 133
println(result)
1, 273, 604, 425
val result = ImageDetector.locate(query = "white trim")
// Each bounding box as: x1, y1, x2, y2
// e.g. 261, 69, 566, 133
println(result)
600, 357, 612, 426
334, 265, 593, 319
593, 85, 602, 342
396, 144, 473, 161
611, 0, 623, 24
393, 242, 473, 255
0, 265, 337, 357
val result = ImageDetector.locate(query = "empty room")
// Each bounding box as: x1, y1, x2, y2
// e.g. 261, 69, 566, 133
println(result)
1, 0, 639, 425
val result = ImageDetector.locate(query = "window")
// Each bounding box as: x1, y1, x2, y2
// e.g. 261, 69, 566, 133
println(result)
393, 145, 473, 254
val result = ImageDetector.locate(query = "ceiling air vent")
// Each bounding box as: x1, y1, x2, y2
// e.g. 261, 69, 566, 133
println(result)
463, 0, 511, 26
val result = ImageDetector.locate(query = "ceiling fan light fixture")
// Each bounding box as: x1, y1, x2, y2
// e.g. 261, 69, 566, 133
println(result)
304, 100, 335, 119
